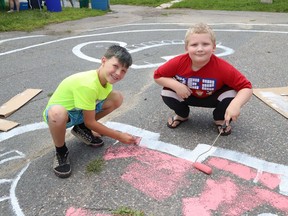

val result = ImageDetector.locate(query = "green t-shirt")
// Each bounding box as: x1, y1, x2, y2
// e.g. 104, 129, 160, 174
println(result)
43, 70, 112, 121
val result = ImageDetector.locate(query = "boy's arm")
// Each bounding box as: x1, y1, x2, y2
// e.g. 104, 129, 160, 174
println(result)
154, 77, 178, 89
225, 88, 253, 123
155, 77, 192, 99
82, 110, 136, 144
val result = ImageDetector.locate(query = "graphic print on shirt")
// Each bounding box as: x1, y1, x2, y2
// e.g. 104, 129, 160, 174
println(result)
176, 75, 216, 97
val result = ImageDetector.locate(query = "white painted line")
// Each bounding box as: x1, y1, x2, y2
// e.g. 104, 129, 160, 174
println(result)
1, 27, 288, 57
0, 35, 45, 44
212, 148, 288, 175
72, 40, 234, 69
0, 122, 47, 142
0, 150, 25, 165
10, 163, 29, 216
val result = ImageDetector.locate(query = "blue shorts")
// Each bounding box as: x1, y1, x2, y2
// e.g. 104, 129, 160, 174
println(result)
44, 100, 105, 128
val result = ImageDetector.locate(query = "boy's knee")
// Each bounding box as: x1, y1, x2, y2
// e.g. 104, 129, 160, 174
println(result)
109, 91, 123, 108
48, 105, 68, 123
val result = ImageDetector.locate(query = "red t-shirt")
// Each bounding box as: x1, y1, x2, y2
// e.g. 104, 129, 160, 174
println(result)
154, 53, 252, 98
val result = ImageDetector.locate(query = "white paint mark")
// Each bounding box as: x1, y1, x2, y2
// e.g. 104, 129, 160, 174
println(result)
72, 40, 234, 69
280, 175, 288, 196
0, 122, 47, 142
157, 0, 183, 9
0, 150, 29, 216
0, 35, 45, 45
10, 163, 30, 216
112, 140, 119, 145
212, 148, 288, 176
0, 196, 10, 202
216, 43, 235, 57
253, 170, 262, 183
0, 179, 13, 183
0, 150, 25, 165
1, 26, 288, 57
72, 41, 128, 64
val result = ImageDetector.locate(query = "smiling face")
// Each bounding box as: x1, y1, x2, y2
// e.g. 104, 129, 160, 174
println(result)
184, 23, 216, 71
185, 33, 216, 70
98, 56, 128, 86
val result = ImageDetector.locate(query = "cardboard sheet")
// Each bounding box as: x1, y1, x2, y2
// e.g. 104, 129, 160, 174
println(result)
0, 119, 20, 132
0, 89, 42, 118
253, 86, 288, 119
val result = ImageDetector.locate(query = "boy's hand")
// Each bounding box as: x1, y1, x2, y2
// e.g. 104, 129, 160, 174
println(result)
118, 132, 139, 145
175, 83, 191, 99
225, 104, 240, 123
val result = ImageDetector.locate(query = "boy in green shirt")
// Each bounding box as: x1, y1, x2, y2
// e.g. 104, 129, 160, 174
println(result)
43, 45, 137, 178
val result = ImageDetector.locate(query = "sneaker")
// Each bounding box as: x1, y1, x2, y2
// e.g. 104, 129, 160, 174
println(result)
53, 152, 71, 178
7, 9, 14, 13
71, 124, 104, 147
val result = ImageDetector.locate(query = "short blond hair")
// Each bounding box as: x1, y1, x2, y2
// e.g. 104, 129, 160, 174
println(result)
184, 23, 216, 47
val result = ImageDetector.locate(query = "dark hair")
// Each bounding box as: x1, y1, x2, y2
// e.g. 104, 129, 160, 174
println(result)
104, 45, 132, 68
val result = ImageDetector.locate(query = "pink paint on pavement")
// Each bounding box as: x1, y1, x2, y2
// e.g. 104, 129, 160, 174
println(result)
254, 188, 288, 210
207, 157, 281, 189
207, 157, 256, 180
183, 176, 288, 216
66, 207, 90, 216
183, 177, 239, 215
183, 198, 210, 216
104, 146, 142, 160
112, 147, 194, 201
224, 185, 288, 215
258, 172, 281, 189
66, 207, 112, 216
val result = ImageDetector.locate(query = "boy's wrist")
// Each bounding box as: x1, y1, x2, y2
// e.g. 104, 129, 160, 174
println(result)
114, 130, 123, 141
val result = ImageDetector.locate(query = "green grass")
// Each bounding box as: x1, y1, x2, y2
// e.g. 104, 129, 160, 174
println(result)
0, 7, 105, 32
110, 0, 169, 7
86, 157, 105, 174
170, 0, 288, 13
0, 0, 287, 32
112, 206, 145, 216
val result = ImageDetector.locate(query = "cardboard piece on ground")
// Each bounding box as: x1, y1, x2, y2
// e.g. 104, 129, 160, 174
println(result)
253, 86, 288, 119
0, 119, 20, 132
0, 89, 42, 118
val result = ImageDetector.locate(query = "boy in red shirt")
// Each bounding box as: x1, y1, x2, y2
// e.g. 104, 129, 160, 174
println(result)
154, 23, 252, 134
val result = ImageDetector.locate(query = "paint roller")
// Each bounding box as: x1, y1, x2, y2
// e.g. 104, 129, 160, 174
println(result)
192, 124, 227, 175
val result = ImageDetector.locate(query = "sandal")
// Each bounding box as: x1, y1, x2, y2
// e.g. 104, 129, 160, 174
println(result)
167, 116, 188, 129
216, 124, 232, 136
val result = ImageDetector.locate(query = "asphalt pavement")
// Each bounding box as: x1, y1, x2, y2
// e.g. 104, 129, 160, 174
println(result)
0, 5, 288, 216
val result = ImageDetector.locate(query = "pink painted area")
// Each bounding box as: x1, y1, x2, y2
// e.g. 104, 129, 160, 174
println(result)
224, 186, 288, 215
182, 198, 210, 216
258, 172, 281, 189
104, 145, 287, 214
183, 177, 239, 215
120, 147, 193, 201
66, 207, 90, 216
66, 207, 111, 216
104, 146, 142, 160
65, 207, 112, 216
207, 157, 256, 180
207, 157, 281, 189
183, 176, 288, 216
254, 188, 288, 210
